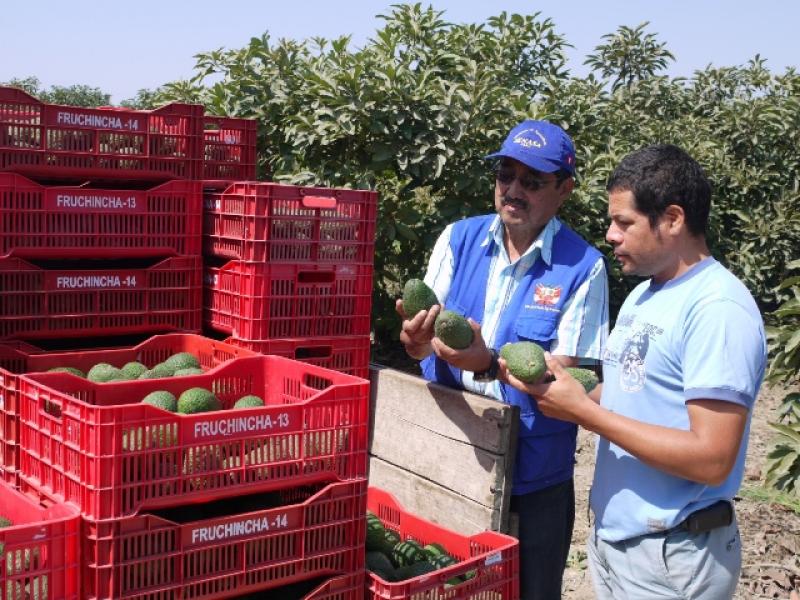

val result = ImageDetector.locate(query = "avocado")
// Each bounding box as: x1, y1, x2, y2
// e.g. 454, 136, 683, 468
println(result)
138, 363, 175, 380
87, 363, 124, 383
142, 391, 178, 412
434, 310, 474, 349
500, 341, 546, 383
173, 367, 205, 377
402, 279, 439, 317
121, 361, 148, 379
177, 387, 222, 414
566, 367, 599, 393
163, 352, 201, 372
233, 395, 265, 409
46, 366, 85, 378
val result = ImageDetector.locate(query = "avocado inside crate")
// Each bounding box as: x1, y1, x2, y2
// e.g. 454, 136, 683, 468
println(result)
18, 355, 369, 520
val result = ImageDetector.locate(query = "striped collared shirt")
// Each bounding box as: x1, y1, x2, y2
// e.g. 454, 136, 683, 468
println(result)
424, 215, 609, 399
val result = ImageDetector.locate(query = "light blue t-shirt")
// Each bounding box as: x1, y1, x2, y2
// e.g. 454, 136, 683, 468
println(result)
591, 257, 767, 542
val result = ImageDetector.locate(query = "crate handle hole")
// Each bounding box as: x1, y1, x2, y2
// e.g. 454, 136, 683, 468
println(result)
297, 271, 335, 284
301, 195, 337, 210
296, 346, 333, 360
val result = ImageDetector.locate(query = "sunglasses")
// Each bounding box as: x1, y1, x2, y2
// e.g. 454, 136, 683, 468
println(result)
494, 167, 558, 193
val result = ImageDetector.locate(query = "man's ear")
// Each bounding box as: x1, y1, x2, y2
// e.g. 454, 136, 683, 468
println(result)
663, 204, 685, 234
557, 177, 575, 201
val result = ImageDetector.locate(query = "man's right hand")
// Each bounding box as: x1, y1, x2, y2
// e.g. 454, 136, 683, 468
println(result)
396, 299, 440, 360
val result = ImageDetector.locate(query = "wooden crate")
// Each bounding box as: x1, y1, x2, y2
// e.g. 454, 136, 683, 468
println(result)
368, 365, 519, 534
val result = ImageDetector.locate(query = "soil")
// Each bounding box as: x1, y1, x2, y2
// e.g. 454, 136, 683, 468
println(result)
562, 384, 800, 599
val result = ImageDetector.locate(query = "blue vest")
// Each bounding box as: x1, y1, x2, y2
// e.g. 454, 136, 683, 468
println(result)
421, 215, 602, 494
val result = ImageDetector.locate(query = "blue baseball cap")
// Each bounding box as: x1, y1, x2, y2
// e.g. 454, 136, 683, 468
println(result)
486, 119, 576, 176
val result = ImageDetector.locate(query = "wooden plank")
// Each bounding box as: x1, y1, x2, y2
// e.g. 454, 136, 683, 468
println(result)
368, 365, 519, 533
370, 406, 510, 507
369, 365, 515, 454
368, 457, 504, 534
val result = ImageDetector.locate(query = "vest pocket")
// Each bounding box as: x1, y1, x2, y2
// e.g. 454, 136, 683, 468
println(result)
514, 313, 559, 343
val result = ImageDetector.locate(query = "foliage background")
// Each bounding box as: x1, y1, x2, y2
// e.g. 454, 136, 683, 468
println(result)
5, 4, 799, 373
101, 5, 800, 367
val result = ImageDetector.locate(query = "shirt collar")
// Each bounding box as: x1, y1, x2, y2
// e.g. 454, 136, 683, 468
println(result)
482, 215, 561, 266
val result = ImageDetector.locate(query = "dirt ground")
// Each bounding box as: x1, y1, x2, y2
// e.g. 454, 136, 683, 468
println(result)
561, 384, 800, 599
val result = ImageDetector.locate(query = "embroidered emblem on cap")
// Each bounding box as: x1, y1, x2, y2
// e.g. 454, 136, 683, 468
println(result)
512, 128, 547, 149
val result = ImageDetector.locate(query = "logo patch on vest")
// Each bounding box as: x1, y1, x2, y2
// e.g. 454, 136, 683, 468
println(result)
534, 283, 562, 306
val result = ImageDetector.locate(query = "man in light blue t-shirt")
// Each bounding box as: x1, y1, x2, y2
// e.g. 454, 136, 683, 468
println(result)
501, 144, 767, 599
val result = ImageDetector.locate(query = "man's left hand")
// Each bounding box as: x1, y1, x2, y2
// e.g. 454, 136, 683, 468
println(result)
431, 318, 494, 373
501, 352, 592, 424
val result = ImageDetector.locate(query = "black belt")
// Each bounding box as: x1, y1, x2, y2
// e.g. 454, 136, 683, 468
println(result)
673, 500, 733, 534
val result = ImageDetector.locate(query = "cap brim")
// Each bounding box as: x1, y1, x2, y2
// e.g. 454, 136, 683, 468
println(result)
484, 149, 561, 173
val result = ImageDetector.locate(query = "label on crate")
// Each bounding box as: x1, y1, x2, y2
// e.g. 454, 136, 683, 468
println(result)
188, 512, 292, 546
46, 109, 145, 132
203, 197, 221, 211
484, 551, 503, 566
45, 190, 146, 213
191, 411, 292, 440
45, 271, 142, 290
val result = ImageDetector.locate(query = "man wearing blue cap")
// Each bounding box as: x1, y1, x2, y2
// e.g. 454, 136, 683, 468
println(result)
397, 119, 609, 599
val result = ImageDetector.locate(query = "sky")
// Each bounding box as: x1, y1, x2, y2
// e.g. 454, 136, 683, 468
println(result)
2, 0, 798, 104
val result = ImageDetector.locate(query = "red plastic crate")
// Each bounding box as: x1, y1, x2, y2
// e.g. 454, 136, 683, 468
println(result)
225, 336, 371, 380
204, 261, 373, 339
82, 479, 366, 600
203, 182, 377, 264
0, 173, 202, 259
18, 355, 369, 520
0, 480, 81, 599
0, 256, 202, 340
366, 487, 519, 600
0, 86, 203, 181
0, 334, 257, 483
203, 115, 257, 180
0, 332, 258, 376
0, 369, 19, 485
305, 571, 365, 600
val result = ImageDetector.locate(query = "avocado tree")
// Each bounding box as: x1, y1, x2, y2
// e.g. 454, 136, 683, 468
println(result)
128, 5, 800, 382
2, 76, 111, 107
765, 263, 800, 495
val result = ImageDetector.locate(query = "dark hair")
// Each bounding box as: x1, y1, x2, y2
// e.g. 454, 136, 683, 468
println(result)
606, 145, 711, 236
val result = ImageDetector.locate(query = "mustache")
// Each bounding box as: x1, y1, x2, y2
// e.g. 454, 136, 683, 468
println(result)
501, 195, 528, 210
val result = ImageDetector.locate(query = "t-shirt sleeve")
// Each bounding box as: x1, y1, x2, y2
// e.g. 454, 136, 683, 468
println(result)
681, 299, 766, 407
423, 224, 455, 305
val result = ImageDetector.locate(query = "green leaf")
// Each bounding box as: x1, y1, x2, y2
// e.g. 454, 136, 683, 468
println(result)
769, 422, 800, 445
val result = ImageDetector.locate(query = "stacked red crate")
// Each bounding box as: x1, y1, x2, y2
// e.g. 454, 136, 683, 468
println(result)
0, 479, 81, 599
0, 84, 368, 598
202, 181, 377, 379
15, 353, 368, 598
0, 87, 204, 181
0, 87, 208, 486
366, 487, 520, 600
